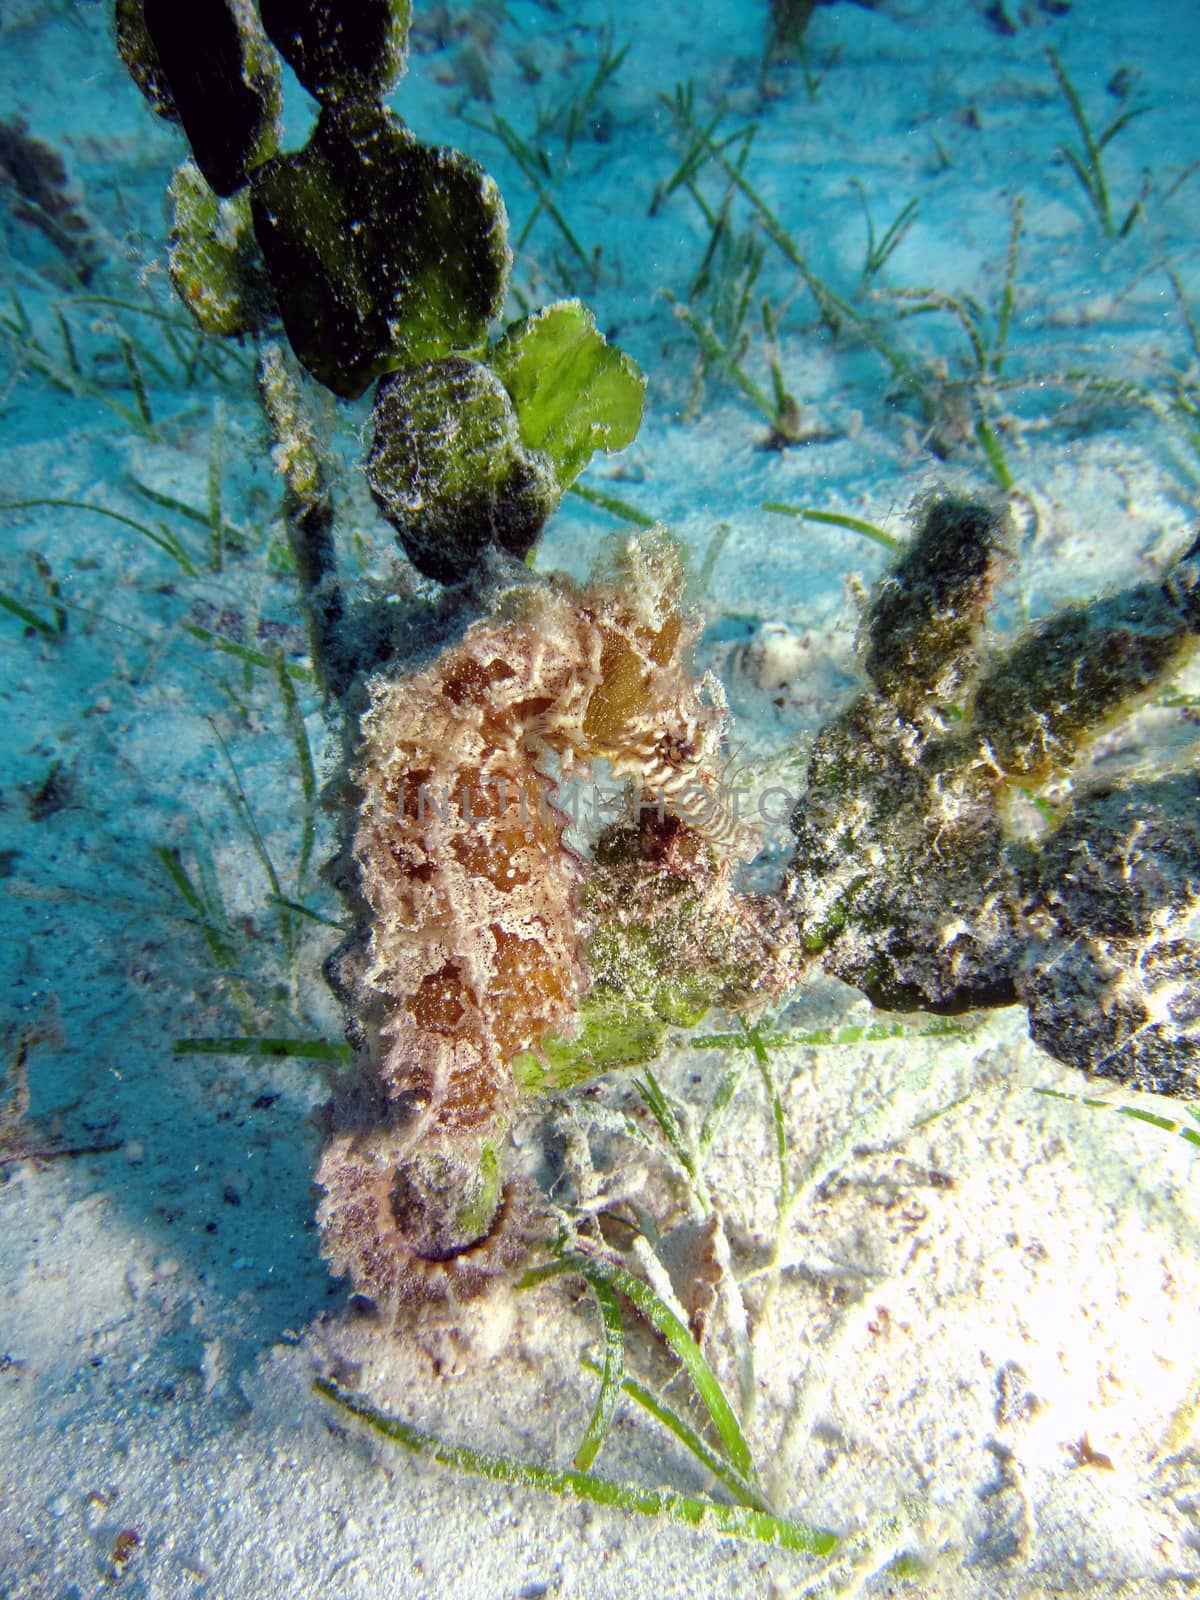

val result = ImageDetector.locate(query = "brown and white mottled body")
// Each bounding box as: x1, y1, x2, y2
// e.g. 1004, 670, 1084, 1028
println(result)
317, 534, 742, 1315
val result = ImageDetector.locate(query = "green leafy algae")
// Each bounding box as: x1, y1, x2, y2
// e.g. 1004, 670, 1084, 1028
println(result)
491, 300, 646, 488
142, 0, 281, 196
259, 0, 412, 102
250, 103, 511, 399
367, 356, 557, 583
168, 161, 274, 337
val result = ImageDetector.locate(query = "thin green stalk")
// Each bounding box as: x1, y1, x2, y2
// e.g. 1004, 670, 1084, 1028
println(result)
1035, 1087, 1200, 1149
730, 237, 763, 342
912, 1091, 974, 1130
557, 1247, 757, 1483
799, 38, 843, 102
173, 1036, 351, 1060
761, 299, 798, 433
581, 1357, 771, 1513
635, 1069, 698, 1186
851, 183, 919, 291
548, 28, 629, 155
0, 498, 198, 575
485, 113, 591, 266
993, 196, 1024, 373
64, 292, 254, 382
116, 330, 153, 426
155, 844, 240, 970
1168, 269, 1200, 362
567, 481, 656, 527
0, 328, 157, 437
655, 92, 752, 208
62, 293, 198, 331
5, 287, 32, 337
115, 319, 177, 388
688, 192, 732, 298
742, 1020, 790, 1243
974, 412, 1014, 492
882, 286, 987, 373
763, 502, 901, 553
1048, 49, 1149, 236
208, 403, 225, 572
267, 894, 350, 931
699, 1055, 751, 1154
687, 1013, 979, 1052
275, 651, 316, 890
694, 521, 733, 598
55, 308, 80, 375
574, 1279, 625, 1470
1048, 47, 1109, 227
315, 1380, 839, 1555
0, 592, 60, 637
127, 474, 242, 556
181, 623, 314, 679
208, 719, 285, 909
128, 477, 216, 527
670, 295, 781, 431
663, 95, 933, 404
30, 553, 67, 635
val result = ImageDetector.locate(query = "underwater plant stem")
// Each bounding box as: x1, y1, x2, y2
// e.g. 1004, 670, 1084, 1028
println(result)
0, 497, 198, 575
742, 1020, 790, 1234
0, 591, 60, 636
852, 184, 919, 293
688, 1016, 981, 1054
1047, 48, 1110, 230
314, 1380, 839, 1554
484, 113, 591, 266
1047, 50, 1149, 237
668, 294, 782, 431
554, 1245, 758, 1483
567, 481, 656, 528
274, 650, 316, 891
736, 1020, 796, 1381
1034, 1088, 1200, 1149
283, 486, 346, 698
574, 1279, 625, 1470
764, 503, 901, 552
973, 414, 1015, 492
580, 1356, 772, 1513
665, 98, 933, 404
172, 1036, 350, 1060
993, 195, 1024, 374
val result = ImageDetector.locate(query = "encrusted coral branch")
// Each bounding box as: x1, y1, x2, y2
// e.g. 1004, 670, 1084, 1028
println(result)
785, 498, 1200, 1095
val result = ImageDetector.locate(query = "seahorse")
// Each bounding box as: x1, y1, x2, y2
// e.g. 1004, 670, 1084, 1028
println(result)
315, 534, 773, 1317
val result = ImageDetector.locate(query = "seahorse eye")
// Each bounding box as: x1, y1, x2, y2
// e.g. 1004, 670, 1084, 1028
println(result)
658, 731, 696, 768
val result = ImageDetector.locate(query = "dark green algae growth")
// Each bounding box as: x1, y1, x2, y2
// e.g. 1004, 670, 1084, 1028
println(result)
116, 0, 644, 586
785, 495, 1200, 1098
